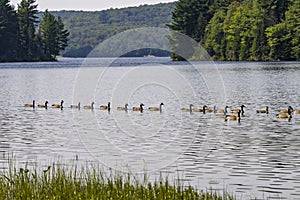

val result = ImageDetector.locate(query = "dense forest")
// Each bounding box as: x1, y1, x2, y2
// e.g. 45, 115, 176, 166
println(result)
168, 0, 300, 61
1, 0, 299, 61
49, 3, 176, 57
0, 0, 69, 62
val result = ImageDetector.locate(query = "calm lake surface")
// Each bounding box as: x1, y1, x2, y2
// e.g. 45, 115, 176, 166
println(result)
1, 57, 300, 199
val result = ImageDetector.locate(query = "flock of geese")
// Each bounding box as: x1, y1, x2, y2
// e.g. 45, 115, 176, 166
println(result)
24, 100, 163, 113
24, 100, 299, 121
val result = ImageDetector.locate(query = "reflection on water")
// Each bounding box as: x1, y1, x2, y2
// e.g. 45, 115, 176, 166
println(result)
0, 58, 300, 199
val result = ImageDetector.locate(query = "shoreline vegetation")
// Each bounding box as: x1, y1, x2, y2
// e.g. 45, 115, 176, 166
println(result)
0, 159, 235, 200
2, 1, 299, 62
168, 0, 300, 61
0, 0, 69, 62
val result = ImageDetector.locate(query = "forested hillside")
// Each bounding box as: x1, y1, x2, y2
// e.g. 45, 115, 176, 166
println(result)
2, 0, 298, 61
50, 3, 176, 57
168, 0, 300, 61
0, 0, 69, 62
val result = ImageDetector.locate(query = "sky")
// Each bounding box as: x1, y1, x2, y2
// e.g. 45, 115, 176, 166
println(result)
10, 0, 176, 11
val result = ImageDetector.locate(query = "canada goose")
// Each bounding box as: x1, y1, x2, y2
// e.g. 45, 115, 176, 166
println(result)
25, 100, 35, 108
194, 105, 207, 113
84, 102, 94, 110
100, 102, 111, 111
214, 106, 229, 113
205, 107, 214, 113
294, 109, 300, 114
277, 107, 292, 119
216, 106, 229, 118
256, 106, 269, 114
38, 101, 48, 109
280, 106, 293, 113
70, 102, 80, 109
133, 103, 144, 112
181, 104, 194, 113
117, 104, 129, 112
149, 103, 164, 112
52, 100, 64, 109
232, 105, 246, 114
226, 110, 241, 121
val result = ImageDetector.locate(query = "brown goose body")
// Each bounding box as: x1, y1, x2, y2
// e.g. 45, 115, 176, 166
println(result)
257, 106, 269, 114
38, 101, 48, 109
25, 100, 35, 108
149, 103, 164, 112
100, 102, 111, 111
133, 103, 144, 112
52, 100, 64, 108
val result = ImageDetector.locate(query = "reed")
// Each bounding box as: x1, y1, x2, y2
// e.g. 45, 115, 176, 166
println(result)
0, 160, 235, 200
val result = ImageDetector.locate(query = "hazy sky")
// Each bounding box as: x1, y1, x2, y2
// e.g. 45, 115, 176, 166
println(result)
10, 0, 176, 11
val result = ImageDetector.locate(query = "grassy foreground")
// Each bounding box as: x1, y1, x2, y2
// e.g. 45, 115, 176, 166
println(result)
0, 162, 234, 200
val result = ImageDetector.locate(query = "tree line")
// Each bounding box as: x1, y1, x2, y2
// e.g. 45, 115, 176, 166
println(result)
168, 0, 300, 61
49, 3, 175, 57
0, 0, 69, 62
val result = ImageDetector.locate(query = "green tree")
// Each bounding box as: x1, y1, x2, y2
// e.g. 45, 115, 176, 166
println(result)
0, 0, 18, 61
40, 10, 69, 60
167, 0, 214, 60
248, 0, 266, 61
40, 10, 58, 60
265, 0, 299, 60
285, 0, 300, 60
265, 23, 291, 60
204, 9, 226, 60
17, 0, 39, 60
56, 16, 69, 53
223, 1, 242, 61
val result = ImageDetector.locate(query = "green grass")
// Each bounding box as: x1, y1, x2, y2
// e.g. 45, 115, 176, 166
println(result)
0, 160, 235, 200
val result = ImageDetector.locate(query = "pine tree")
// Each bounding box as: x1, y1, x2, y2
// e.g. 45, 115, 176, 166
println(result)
40, 10, 69, 60
17, 0, 39, 60
40, 10, 58, 60
0, 0, 18, 61
167, 0, 214, 60
56, 16, 69, 53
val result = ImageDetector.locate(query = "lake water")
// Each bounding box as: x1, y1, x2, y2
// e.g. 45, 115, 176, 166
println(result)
0, 57, 300, 199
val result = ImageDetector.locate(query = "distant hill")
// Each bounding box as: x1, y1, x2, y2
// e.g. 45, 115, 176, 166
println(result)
49, 2, 176, 57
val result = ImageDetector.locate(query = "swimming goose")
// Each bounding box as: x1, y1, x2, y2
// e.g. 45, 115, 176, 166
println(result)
294, 109, 300, 114
149, 103, 164, 112
84, 102, 94, 110
205, 107, 214, 113
117, 104, 129, 112
214, 106, 229, 113
277, 107, 292, 119
194, 105, 207, 113
25, 100, 35, 108
70, 102, 80, 109
256, 106, 269, 114
280, 106, 293, 113
132, 103, 144, 112
226, 110, 241, 121
52, 100, 64, 109
100, 102, 111, 111
232, 105, 246, 114
181, 104, 194, 113
216, 106, 229, 118
38, 101, 48, 109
